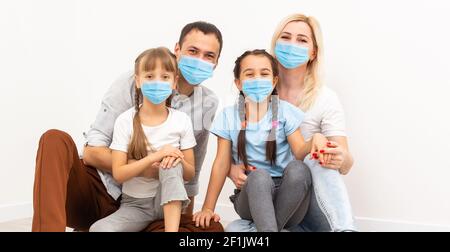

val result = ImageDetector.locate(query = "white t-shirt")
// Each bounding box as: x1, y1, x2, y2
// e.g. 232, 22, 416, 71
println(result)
300, 86, 347, 141
110, 107, 197, 198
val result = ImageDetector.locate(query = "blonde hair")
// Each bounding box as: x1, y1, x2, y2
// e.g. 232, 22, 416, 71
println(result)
270, 14, 324, 111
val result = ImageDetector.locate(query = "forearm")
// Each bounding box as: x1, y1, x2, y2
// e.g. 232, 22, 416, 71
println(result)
202, 161, 229, 211
83, 146, 112, 172
195, 130, 209, 166
129, 159, 159, 179
113, 152, 162, 183
181, 158, 195, 181
339, 150, 354, 175
293, 140, 312, 161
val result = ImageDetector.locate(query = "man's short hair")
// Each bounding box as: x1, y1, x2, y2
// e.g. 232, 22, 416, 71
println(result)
178, 21, 223, 58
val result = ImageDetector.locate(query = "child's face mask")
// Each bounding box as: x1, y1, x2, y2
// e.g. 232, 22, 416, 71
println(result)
242, 79, 274, 103
141, 81, 173, 105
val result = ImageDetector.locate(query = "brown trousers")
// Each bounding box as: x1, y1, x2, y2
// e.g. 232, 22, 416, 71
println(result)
32, 129, 223, 232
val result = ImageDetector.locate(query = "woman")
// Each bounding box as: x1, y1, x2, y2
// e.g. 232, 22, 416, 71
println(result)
227, 13, 356, 232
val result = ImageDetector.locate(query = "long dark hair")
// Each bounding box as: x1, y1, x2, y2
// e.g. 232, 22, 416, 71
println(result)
233, 49, 279, 168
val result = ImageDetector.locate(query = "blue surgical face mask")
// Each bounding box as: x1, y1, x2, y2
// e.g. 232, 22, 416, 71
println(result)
274, 41, 309, 69
178, 56, 214, 85
141, 81, 173, 105
242, 79, 274, 103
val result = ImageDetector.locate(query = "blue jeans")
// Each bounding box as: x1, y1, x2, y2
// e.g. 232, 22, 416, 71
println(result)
226, 155, 356, 232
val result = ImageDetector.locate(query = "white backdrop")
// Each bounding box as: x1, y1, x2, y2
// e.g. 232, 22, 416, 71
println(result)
1, 0, 449, 231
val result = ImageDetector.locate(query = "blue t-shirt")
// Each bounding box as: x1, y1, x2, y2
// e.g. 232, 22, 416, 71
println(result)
209, 100, 305, 177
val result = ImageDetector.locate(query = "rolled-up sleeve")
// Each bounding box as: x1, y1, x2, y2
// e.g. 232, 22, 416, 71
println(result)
85, 71, 135, 147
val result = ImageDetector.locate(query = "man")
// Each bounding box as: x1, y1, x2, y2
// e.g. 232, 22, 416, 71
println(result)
32, 21, 222, 232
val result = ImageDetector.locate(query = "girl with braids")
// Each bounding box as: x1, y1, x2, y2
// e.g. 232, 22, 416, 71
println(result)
90, 47, 196, 232
193, 49, 328, 232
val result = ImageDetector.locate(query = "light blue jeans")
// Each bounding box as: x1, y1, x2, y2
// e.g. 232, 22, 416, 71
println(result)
226, 156, 356, 232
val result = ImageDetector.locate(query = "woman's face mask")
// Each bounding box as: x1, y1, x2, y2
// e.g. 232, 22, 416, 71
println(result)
274, 41, 309, 69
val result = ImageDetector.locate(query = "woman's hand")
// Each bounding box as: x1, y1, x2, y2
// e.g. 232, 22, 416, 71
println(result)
193, 208, 221, 229
228, 164, 249, 189
321, 141, 347, 171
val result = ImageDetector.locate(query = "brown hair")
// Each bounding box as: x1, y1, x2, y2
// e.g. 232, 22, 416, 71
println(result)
233, 49, 279, 168
128, 47, 177, 160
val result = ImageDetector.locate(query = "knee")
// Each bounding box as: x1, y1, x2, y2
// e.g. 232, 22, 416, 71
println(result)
159, 164, 184, 186
284, 161, 312, 187
246, 169, 272, 188
225, 219, 256, 232
159, 163, 183, 178
89, 220, 114, 232
40, 129, 72, 145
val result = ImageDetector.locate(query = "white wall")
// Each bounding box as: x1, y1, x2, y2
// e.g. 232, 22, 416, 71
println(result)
1, 0, 449, 231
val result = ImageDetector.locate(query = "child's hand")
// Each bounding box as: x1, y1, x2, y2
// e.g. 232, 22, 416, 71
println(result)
159, 156, 182, 169
158, 145, 184, 160
193, 208, 221, 229
310, 133, 328, 165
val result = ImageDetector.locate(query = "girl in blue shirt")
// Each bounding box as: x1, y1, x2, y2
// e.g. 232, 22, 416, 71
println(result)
193, 49, 328, 231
